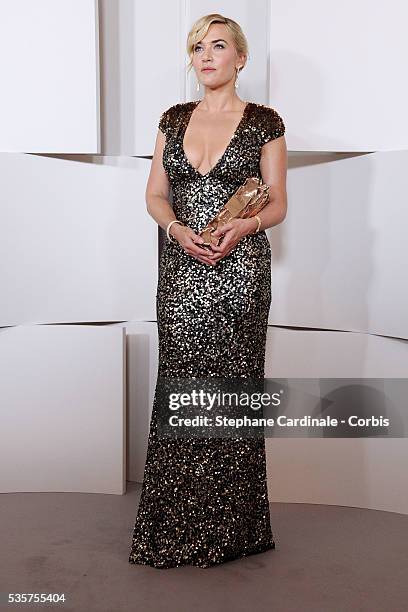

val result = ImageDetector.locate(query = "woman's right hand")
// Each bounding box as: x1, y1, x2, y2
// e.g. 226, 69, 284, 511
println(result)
170, 224, 216, 266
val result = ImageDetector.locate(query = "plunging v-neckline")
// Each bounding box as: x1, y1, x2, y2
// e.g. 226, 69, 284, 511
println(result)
181, 100, 250, 179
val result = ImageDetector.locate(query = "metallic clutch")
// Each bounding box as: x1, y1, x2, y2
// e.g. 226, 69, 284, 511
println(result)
199, 177, 270, 248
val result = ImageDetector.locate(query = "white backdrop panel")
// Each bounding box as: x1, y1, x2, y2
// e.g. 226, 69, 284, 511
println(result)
264, 326, 408, 515
265, 327, 408, 378
0, 153, 157, 326
0, 325, 125, 494
268, 150, 408, 339
100, 0, 184, 155
270, 0, 408, 151
0, 0, 99, 153
267, 438, 408, 515
113, 321, 159, 483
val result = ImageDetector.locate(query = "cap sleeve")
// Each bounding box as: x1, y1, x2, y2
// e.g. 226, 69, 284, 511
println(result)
259, 106, 285, 145
158, 107, 170, 136
158, 103, 192, 139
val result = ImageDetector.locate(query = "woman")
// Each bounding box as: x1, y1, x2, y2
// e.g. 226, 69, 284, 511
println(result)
129, 13, 287, 569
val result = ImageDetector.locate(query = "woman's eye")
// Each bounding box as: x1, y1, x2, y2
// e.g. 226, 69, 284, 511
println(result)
194, 44, 225, 52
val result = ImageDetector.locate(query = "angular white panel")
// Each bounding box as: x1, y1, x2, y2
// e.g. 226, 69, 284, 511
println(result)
267, 437, 408, 515
0, 325, 125, 494
265, 327, 408, 378
0, 153, 157, 326
270, 0, 408, 151
268, 150, 408, 339
116, 321, 159, 482
264, 326, 408, 515
0, 0, 99, 153
100, 0, 184, 155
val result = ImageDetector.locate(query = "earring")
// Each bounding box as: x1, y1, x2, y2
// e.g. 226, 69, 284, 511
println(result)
196, 80, 200, 92
235, 67, 241, 89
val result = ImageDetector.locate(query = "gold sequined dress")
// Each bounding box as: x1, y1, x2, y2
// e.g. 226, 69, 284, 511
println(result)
129, 100, 285, 569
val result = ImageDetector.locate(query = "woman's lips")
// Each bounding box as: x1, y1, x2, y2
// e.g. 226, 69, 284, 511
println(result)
202, 68, 215, 71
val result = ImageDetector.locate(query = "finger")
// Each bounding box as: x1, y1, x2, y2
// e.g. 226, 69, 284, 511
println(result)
192, 236, 206, 246
208, 243, 224, 253
188, 234, 208, 245
210, 249, 225, 260
211, 240, 232, 256
211, 231, 236, 248
213, 223, 233, 236
196, 256, 216, 266
193, 246, 213, 258
188, 242, 212, 256
188, 248, 216, 264
212, 244, 235, 260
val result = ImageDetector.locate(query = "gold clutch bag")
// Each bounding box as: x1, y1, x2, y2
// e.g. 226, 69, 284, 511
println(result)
199, 177, 270, 249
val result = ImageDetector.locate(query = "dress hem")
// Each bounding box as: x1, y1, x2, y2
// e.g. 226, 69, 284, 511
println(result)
128, 540, 275, 570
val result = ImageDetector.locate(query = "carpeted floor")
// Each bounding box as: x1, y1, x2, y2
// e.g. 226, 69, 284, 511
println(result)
1, 482, 407, 612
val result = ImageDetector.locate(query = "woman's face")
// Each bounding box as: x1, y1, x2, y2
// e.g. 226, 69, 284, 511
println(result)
192, 23, 244, 91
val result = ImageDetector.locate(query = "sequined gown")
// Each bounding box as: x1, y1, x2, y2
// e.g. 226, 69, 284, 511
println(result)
129, 100, 285, 568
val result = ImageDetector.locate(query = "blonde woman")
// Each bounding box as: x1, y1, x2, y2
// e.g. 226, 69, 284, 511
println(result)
129, 13, 287, 569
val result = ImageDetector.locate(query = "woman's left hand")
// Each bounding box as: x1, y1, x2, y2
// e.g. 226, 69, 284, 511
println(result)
207, 218, 257, 263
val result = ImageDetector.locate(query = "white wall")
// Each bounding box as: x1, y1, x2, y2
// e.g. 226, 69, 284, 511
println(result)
0, 153, 157, 326
269, 0, 408, 151
0, 0, 100, 153
264, 327, 408, 514
100, 0, 185, 155
267, 150, 408, 338
0, 325, 125, 494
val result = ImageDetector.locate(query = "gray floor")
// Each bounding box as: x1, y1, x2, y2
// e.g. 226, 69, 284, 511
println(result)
1, 482, 408, 612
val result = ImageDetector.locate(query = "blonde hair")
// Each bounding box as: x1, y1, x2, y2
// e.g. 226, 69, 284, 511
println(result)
186, 14, 249, 74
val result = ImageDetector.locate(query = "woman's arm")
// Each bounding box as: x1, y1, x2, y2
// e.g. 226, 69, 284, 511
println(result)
255, 133, 288, 231
145, 130, 175, 232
